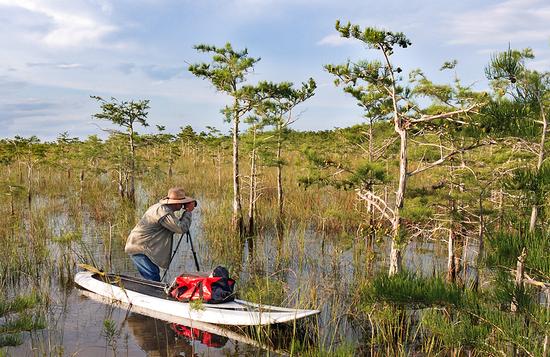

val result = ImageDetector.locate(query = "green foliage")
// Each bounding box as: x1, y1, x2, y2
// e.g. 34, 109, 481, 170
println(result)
401, 196, 433, 221
421, 309, 490, 350
189, 43, 260, 94
485, 47, 548, 140
91, 96, 150, 130
295, 341, 356, 357
505, 162, 550, 205
51, 231, 82, 245
0, 292, 44, 348
0, 313, 45, 334
351, 161, 386, 185
0, 293, 41, 316
334, 20, 411, 54
0, 334, 22, 347
189, 299, 205, 311
362, 272, 464, 308
412, 71, 454, 103
486, 229, 550, 278
485, 48, 533, 84
479, 98, 536, 137
489, 270, 535, 312
239, 275, 286, 306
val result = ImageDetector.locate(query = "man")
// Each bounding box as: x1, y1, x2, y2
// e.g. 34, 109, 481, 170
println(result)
125, 187, 197, 281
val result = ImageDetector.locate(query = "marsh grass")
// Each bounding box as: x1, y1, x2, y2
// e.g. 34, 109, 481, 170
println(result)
0, 125, 549, 355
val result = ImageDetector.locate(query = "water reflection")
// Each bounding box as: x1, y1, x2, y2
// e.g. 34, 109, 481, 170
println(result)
127, 314, 197, 356
170, 322, 228, 348
126, 313, 283, 357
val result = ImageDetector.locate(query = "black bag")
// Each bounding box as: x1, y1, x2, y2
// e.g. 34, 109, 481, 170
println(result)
210, 266, 235, 304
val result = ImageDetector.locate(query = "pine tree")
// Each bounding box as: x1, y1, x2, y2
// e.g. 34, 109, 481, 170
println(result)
189, 43, 260, 236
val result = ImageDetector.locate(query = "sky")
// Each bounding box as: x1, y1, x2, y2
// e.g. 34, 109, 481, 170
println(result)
0, 0, 549, 141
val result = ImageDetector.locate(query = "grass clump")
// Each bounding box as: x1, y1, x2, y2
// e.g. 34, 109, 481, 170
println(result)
0, 293, 41, 316
486, 229, 550, 278
293, 340, 357, 357
189, 299, 205, 311
421, 309, 490, 351
361, 271, 464, 308
239, 275, 287, 306
0, 334, 22, 348
0, 292, 45, 348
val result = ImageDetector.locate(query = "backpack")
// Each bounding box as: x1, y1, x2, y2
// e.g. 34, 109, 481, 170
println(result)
168, 266, 235, 304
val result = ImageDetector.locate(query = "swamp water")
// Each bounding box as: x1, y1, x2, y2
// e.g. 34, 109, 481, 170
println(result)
4, 196, 465, 356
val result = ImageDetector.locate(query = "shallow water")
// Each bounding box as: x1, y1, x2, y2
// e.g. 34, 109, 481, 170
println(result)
4, 195, 471, 356
10, 286, 277, 356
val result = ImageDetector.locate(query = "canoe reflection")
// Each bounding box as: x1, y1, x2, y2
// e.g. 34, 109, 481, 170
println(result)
126, 313, 227, 356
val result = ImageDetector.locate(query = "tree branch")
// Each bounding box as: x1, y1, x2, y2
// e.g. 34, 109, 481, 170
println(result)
408, 140, 493, 177
409, 105, 478, 124
357, 189, 395, 223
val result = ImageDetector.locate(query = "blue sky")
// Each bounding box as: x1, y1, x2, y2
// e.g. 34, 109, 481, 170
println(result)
0, 0, 549, 141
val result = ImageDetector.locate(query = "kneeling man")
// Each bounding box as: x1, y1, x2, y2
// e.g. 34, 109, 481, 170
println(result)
125, 187, 196, 281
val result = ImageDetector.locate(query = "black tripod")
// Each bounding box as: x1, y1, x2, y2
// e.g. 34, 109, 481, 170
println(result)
161, 231, 201, 281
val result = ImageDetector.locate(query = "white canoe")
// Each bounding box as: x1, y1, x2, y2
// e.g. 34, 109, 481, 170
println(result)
74, 271, 319, 326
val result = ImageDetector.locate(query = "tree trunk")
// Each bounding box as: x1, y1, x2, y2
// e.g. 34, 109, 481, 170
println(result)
18, 163, 23, 184
368, 117, 374, 162
27, 163, 32, 209
510, 248, 526, 312
232, 106, 243, 236
529, 108, 547, 232
247, 125, 258, 235
498, 188, 503, 230
474, 194, 485, 292
367, 119, 375, 242
217, 151, 222, 189
447, 227, 456, 283
79, 169, 84, 208
389, 127, 407, 276
10, 190, 14, 216
168, 145, 173, 179
128, 127, 136, 204
388, 240, 402, 276
276, 127, 283, 220
117, 170, 124, 199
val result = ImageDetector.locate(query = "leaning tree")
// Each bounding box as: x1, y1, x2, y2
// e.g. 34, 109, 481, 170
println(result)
326, 21, 486, 275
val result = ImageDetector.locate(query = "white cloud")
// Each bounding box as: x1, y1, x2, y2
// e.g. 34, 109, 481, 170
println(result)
0, 0, 117, 48
448, 0, 550, 46
27, 62, 91, 70
317, 34, 356, 47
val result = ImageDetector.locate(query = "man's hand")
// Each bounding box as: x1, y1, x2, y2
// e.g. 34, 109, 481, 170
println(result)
184, 201, 196, 212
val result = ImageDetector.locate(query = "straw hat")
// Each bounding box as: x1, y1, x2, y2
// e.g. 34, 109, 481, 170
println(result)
159, 187, 196, 205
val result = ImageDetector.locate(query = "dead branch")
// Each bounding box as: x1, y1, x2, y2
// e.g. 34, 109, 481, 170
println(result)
356, 189, 395, 223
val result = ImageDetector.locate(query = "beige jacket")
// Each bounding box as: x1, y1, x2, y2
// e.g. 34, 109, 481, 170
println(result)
125, 202, 192, 269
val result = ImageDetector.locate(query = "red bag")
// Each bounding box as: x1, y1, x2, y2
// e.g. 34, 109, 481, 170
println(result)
168, 273, 235, 303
